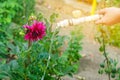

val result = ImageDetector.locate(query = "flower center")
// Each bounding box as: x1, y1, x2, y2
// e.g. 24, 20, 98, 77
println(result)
32, 31, 39, 37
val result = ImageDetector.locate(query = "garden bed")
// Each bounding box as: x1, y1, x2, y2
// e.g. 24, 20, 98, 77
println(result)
36, 0, 120, 80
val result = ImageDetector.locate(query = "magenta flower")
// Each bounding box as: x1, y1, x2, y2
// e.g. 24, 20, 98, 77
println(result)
23, 20, 46, 41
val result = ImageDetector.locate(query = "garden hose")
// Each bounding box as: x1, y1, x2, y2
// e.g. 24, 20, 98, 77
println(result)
56, 0, 101, 28
56, 14, 103, 28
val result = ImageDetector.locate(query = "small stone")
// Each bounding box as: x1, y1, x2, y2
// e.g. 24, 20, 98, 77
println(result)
72, 10, 82, 18
75, 75, 86, 80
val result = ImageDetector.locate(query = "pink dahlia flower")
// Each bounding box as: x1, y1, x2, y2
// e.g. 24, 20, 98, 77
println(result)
23, 21, 46, 41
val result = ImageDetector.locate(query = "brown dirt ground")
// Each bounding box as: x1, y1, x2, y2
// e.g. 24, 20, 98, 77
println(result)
35, 0, 120, 80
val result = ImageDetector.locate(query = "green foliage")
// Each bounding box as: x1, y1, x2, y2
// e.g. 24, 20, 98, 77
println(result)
13, 0, 35, 25
96, 25, 120, 48
96, 1, 120, 78
0, 13, 82, 80
0, 0, 35, 25
0, 0, 82, 79
0, 0, 35, 65
98, 57, 119, 79
96, 26, 120, 80
111, 0, 120, 6
0, 0, 22, 25
105, 25, 120, 48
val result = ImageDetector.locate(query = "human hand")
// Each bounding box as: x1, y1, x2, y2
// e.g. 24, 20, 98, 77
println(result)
95, 7, 120, 26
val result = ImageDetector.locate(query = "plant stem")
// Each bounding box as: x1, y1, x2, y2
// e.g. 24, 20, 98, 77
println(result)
28, 40, 32, 48
24, 40, 32, 80
41, 28, 57, 80
102, 38, 111, 80
27, 40, 32, 61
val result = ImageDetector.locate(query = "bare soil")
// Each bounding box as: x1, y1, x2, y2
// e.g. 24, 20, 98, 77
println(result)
36, 0, 120, 80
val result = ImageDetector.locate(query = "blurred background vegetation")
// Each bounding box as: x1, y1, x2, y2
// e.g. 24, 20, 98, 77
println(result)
95, 0, 120, 47
0, 0, 35, 25
0, 0, 35, 60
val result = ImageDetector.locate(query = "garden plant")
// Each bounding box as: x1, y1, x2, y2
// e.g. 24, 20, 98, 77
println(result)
96, 0, 120, 80
96, 26, 120, 80
1, 0, 120, 80
0, 0, 83, 80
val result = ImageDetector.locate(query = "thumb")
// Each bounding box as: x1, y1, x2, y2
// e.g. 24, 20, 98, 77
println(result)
95, 18, 105, 24
97, 9, 106, 15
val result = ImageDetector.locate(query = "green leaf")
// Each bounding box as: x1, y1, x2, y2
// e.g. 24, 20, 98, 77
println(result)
111, 73, 116, 78
9, 60, 19, 70
100, 62, 105, 68
0, 74, 10, 79
99, 46, 104, 52
50, 13, 58, 23
98, 69, 104, 74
